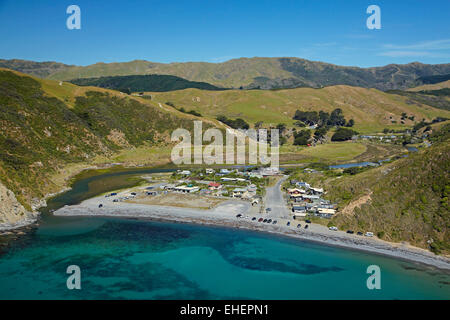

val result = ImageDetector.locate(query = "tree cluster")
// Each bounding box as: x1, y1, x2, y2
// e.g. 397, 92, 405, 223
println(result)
293, 108, 354, 128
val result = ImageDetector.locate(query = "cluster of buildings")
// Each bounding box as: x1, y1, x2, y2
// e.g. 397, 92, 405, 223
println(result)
286, 180, 336, 219
161, 167, 277, 206
352, 134, 400, 143
178, 167, 279, 179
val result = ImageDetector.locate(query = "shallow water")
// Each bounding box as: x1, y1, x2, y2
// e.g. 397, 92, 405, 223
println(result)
0, 167, 449, 300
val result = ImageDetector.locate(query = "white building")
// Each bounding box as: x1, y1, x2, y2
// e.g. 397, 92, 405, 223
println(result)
175, 185, 200, 193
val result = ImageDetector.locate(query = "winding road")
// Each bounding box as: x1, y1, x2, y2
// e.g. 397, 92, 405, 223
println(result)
264, 175, 291, 219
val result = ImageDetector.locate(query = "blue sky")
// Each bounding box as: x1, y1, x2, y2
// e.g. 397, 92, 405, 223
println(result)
0, 0, 449, 67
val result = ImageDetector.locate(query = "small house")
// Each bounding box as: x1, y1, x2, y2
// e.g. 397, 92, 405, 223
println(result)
221, 177, 236, 182
175, 185, 200, 193
208, 182, 222, 190
232, 188, 248, 198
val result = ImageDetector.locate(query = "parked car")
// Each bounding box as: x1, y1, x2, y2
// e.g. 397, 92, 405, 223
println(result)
252, 217, 257, 221
346, 230, 354, 234
236, 214, 242, 218
365, 232, 374, 237
304, 225, 309, 229
357, 232, 363, 236
272, 220, 277, 224
329, 226, 338, 231
263, 219, 267, 223
305, 220, 311, 224
98, 204, 103, 208
297, 224, 301, 228
266, 208, 272, 212
287, 221, 291, 226
258, 218, 263, 222
267, 219, 272, 223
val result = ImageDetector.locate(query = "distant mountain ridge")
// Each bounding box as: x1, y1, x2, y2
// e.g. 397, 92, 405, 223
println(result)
1, 57, 450, 91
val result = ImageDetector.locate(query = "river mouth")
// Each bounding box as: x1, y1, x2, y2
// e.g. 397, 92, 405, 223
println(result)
0, 166, 449, 300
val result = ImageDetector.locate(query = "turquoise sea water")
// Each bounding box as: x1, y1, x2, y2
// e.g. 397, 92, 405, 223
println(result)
0, 168, 449, 300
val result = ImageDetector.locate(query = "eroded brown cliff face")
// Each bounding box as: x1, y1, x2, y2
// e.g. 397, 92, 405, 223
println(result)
0, 181, 36, 230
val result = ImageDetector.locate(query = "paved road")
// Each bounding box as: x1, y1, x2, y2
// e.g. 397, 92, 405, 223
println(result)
264, 175, 291, 219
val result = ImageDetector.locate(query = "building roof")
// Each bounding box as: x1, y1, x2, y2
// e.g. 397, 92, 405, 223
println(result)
318, 208, 336, 214
208, 182, 221, 187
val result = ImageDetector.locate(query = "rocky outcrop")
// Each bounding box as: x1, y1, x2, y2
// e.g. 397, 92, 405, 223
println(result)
0, 182, 37, 230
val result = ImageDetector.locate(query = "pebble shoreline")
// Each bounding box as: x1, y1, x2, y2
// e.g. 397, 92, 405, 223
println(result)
54, 196, 450, 272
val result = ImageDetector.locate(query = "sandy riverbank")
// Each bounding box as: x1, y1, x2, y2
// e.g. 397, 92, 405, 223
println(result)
54, 192, 450, 271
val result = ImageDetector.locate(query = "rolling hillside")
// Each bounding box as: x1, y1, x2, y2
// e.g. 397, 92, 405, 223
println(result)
0, 68, 203, 218
408, 80, 450, 92
288, 124, 450, 254
330, 127, 450, 254
148, 86, 450, 133
69, 74, 226, 93
2, 58, 450, 91
0, 59, 71, 78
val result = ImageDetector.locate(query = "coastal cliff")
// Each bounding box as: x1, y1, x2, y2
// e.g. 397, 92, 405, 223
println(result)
0, 181, 36, 230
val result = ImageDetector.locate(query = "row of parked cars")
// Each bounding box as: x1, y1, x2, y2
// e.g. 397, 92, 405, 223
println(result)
236, 214, 314, 230
328, 226, 374, 237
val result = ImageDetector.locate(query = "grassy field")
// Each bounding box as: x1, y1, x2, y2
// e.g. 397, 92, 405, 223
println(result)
407, 80, 450, 92
294, 142, 366, 162
148, 86, 450, 134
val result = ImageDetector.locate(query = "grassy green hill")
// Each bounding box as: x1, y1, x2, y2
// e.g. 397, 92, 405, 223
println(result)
2, 58, 450, 91
331, 135, 449, 254
288, 124, 450, 254
148, 86, 450, 133
408, 80, 450, 92
69, 74, 226, 93
0, 59, 71, 78
0, 68, 202, 210
388, 79, 450, 112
